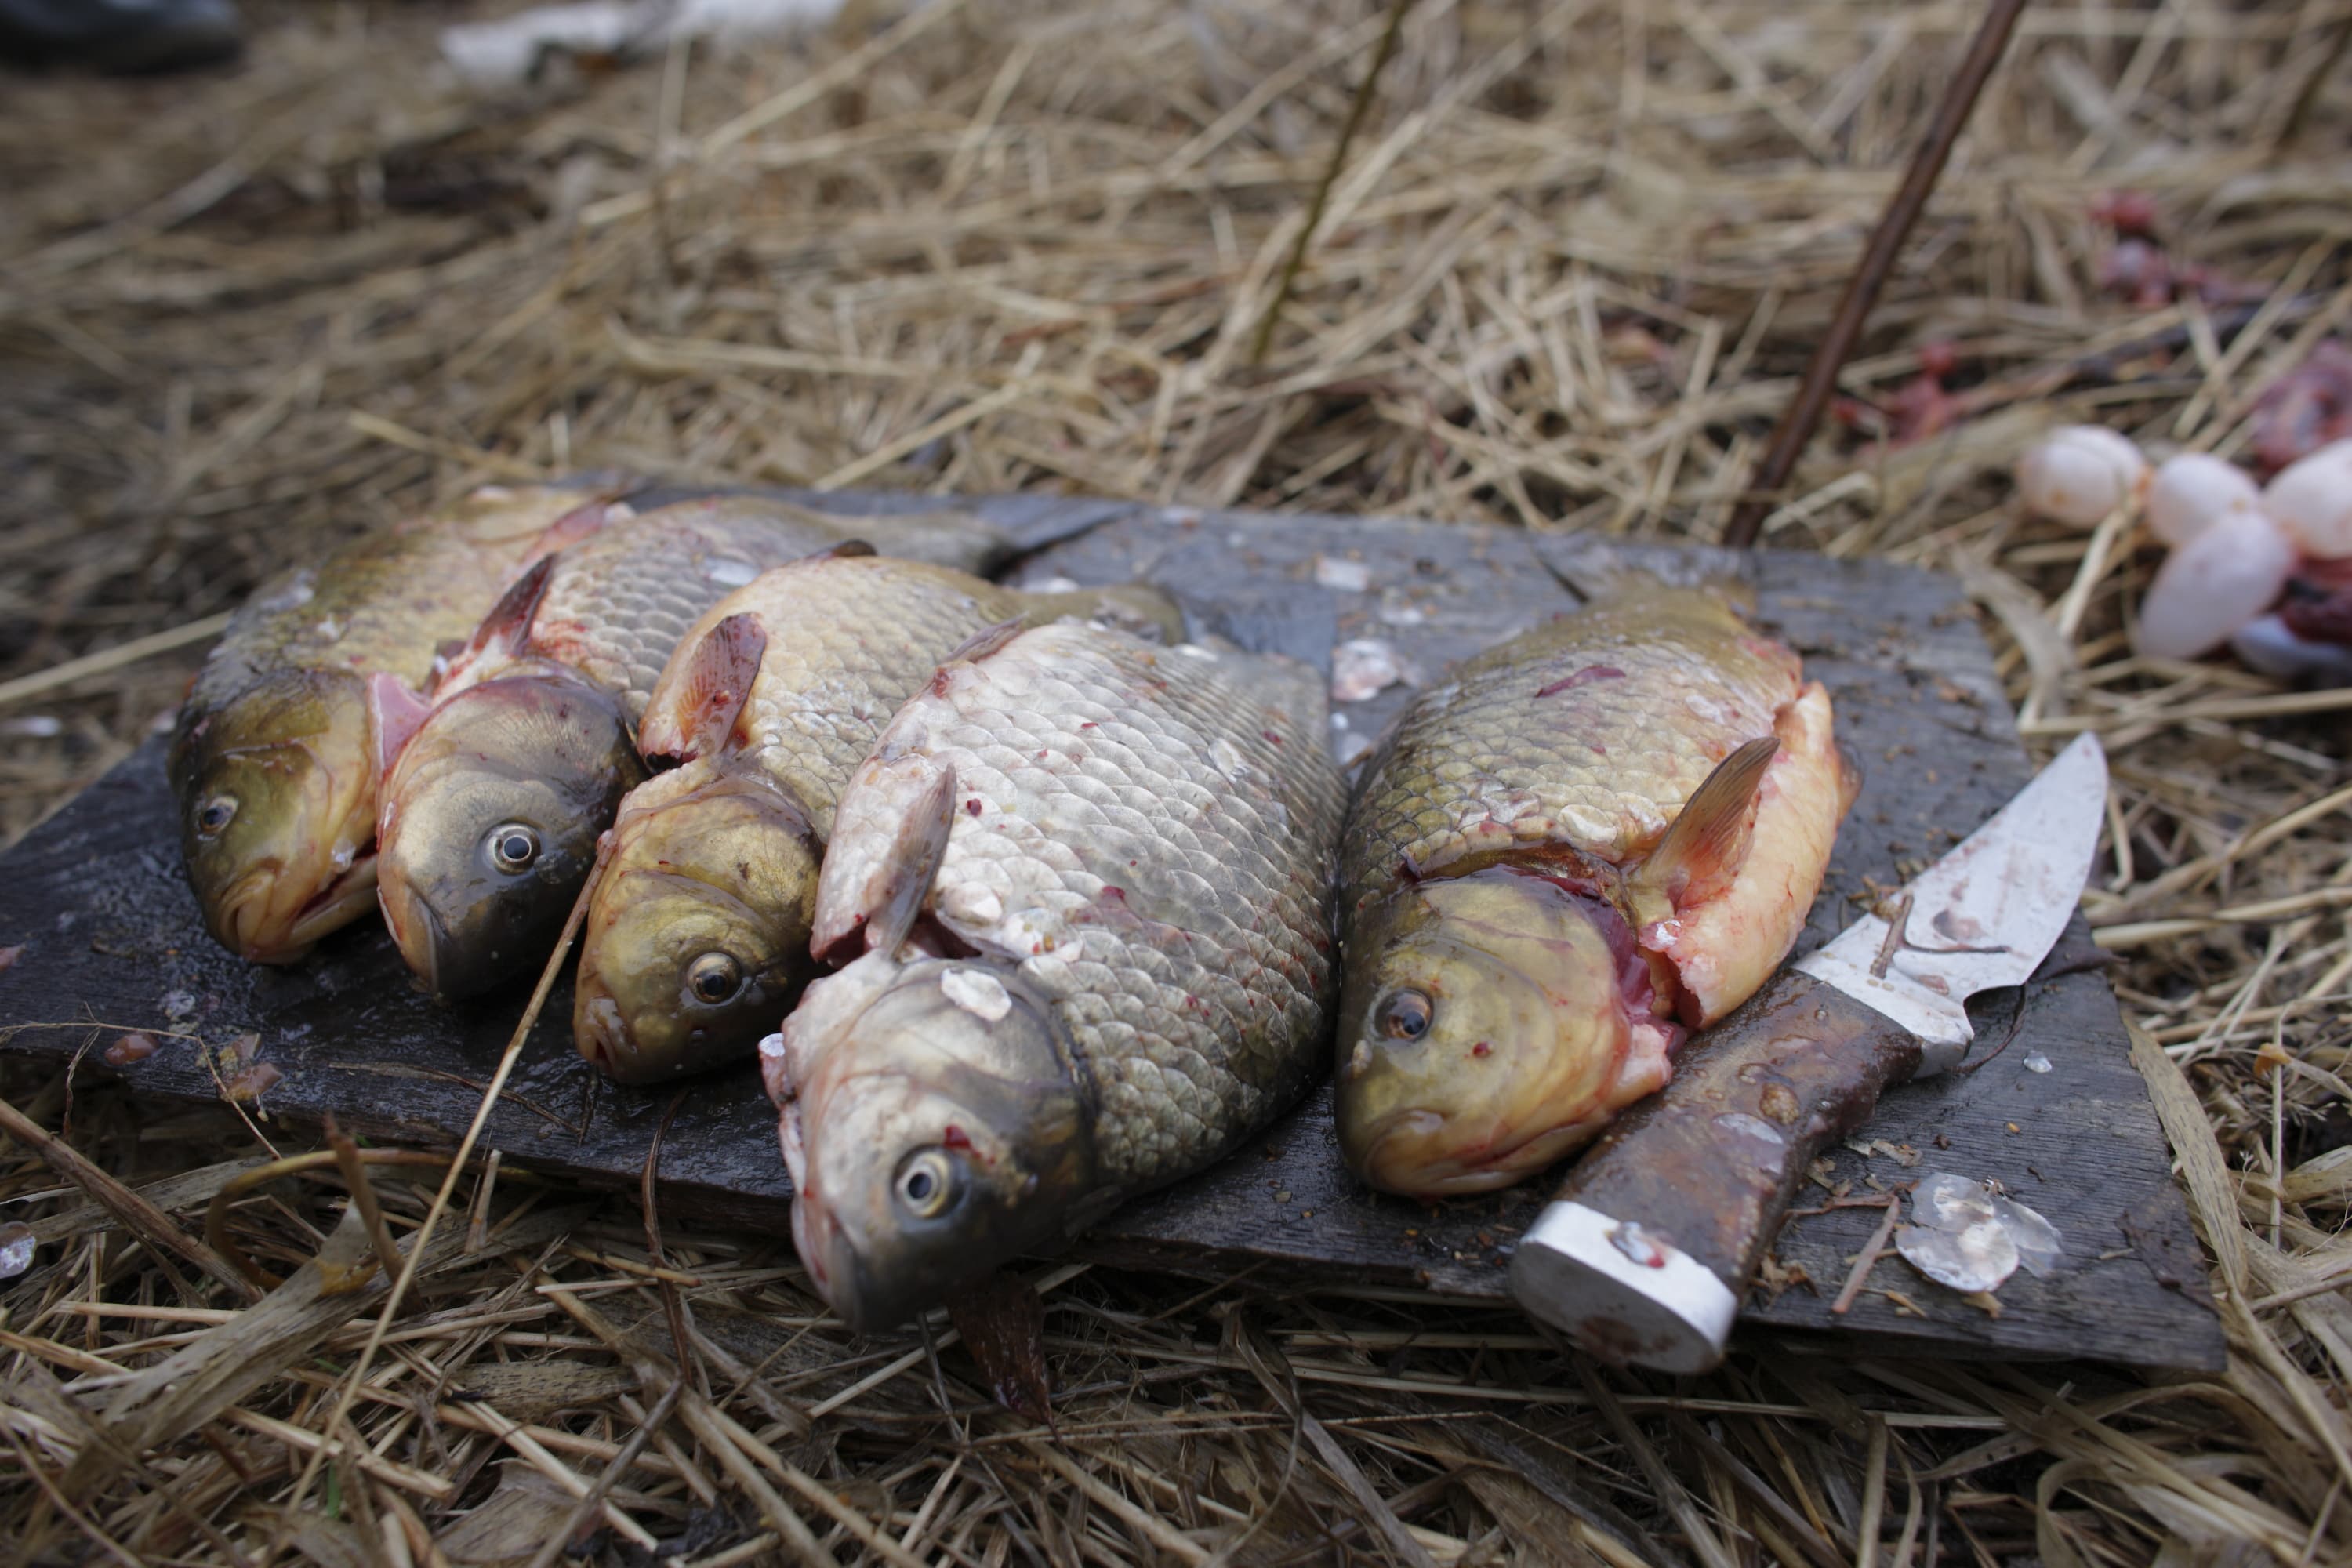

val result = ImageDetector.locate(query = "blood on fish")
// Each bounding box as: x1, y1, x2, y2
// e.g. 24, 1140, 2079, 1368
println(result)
1534, 665, 1626, 699
967, 799, 983, 816
942, 1124, 971, 1149
1261, 730, 1283, 745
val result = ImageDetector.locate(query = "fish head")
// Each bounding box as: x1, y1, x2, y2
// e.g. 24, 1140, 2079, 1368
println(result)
776, 956, 1096, 1331
376, 670, 645, 1000
1335, 866, 1677, 1198
171, 667, 381, 964
572, 766, 822, 1083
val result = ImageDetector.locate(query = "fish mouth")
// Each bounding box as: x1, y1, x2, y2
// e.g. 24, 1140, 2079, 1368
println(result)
383, 883, 453, 1000
573, 989, 638, 1080
221, 852, 379, 964
1351, 1108, 1596, 1198
285, 854, 381, 948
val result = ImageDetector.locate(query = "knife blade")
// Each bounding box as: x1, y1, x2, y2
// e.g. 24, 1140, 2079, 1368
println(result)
1507, 732, 2108, 1373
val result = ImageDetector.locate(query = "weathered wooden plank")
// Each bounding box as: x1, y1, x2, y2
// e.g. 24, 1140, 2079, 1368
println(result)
0, 489, 2223, 1371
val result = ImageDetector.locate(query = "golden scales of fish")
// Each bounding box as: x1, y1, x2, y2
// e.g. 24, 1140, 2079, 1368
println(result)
0, 487, 2223, 1373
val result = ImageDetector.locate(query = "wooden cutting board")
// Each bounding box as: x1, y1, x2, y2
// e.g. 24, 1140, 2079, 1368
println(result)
0, 487, 2223, 1372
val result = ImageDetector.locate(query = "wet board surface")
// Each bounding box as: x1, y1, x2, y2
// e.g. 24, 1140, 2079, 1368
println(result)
0, 488, 2223, 1373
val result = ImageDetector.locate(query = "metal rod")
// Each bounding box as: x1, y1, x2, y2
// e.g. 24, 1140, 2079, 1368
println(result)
1722, 0, 2031, 548
1248, 0, 1419, 365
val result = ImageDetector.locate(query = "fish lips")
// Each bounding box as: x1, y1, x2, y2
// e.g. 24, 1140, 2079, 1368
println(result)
1347, 1106, 1602, 1197
175, 668, 377, 963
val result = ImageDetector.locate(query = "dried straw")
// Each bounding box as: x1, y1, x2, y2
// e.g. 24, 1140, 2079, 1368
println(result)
5, 0, 2352, 1560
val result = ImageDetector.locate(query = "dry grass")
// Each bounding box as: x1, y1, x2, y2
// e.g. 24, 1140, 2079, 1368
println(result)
5, 0, 2352, 1561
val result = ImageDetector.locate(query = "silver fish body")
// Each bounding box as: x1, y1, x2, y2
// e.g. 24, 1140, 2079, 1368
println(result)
774, 623, 1345, 1329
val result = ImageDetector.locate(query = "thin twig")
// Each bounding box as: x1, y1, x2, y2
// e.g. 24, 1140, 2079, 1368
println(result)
323, 1114, 407, 1287
203, 1148, 455, 1291
1722, 0, 2031, 546
1831, 1196, 1906, 1316
1247, 0, 1418, 365
0, 612, 233, 709
261, 836, 612, 1565
464, 1147, 502, 1255
0, 1091, 259, 1303
519, 1377, 687, 1568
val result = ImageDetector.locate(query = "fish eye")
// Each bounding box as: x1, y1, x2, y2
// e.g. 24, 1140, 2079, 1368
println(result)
487, 822, 540, 873
687, 952, 744, 1006
894, 1147, 960, 1219
1374, 988, 1434, 1042
195, 794, 238, 839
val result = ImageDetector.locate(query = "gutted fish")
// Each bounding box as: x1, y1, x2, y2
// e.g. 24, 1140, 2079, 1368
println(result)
771, 623, 1345, 1330
574, 554, 1181, 1083
169, 485, 621, 964
1335, 578, 1856, 1197
375, 497, 1014, 1000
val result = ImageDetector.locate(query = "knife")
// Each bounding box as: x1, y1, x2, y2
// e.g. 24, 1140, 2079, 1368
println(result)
1508, 731, 2108, 1373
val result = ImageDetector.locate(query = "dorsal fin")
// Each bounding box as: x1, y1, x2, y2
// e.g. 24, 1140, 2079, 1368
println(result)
367, 673, 435, 782
647, 612, 768, 761
1636, 735, 1780, 909
467, 554, 557, 664
862, 760, 959, 963
942, 617, 1027, 667
527, 496, 627, 561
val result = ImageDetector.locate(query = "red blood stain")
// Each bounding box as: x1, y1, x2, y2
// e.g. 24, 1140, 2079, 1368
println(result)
942, 1124, 972, 1149
967, 799, 983, 816
1472, 1041, 1493, 1058
1534, 665, 1626, 699
1261, 730, 1283, 745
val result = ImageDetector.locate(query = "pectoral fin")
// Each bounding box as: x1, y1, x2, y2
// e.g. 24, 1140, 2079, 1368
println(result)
862, 760, 958, 961
1638, 735, 1780, 909
646, 612, 768, 761
464, 554, 556, 665
367, 674, 434, 782
942, 618, 1029, 666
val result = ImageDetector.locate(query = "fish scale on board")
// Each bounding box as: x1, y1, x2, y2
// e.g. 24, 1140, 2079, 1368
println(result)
372, 495, 1022, 1002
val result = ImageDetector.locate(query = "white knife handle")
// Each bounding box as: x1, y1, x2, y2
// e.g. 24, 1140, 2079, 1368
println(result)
1508, 967, 1923, 1373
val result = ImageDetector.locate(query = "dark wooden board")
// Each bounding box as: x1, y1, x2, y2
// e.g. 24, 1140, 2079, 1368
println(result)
0, 489, 2223, 1372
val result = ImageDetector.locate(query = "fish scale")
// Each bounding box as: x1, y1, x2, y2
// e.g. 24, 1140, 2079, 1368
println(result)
376, 497, 1023, 1001
571, 554, 1180, 1082
1341, 587, 1800, 915
183, 485, 596, 718
793, 622, 1344, 1238
441, 498, 856, 720
689, 558, 1028, 837
1332, 577, 1855, 1200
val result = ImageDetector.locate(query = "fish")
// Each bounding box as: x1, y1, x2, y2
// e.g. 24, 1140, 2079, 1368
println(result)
572, 554, 1184, 1083
374, 496, 1019, 1001
169, 484, 622, 964
769, 622, 1346, 1330
1333, 576, 1857, 1198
